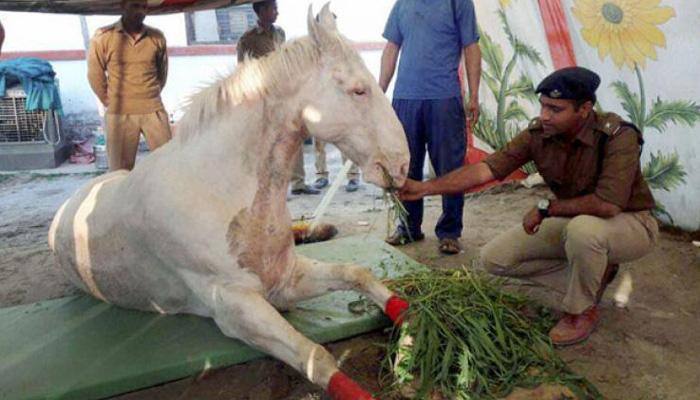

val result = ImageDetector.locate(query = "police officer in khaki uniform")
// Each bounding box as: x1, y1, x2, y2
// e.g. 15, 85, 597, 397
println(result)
399, 67, 658, 346
238, 0, 319, 195
87, 0, 171, 172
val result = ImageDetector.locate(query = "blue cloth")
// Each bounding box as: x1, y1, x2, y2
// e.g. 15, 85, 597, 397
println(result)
393, 97, 466, 239
383, 0, 479, 100
0, 58, 63, 114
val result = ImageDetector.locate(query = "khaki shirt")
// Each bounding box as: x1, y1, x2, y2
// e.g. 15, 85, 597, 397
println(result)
484, 112, 656, 211
87, 20, 168, 115
236, 25, 286, 62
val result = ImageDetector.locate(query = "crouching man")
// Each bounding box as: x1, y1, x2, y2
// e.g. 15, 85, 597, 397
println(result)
399, 67, 658, 345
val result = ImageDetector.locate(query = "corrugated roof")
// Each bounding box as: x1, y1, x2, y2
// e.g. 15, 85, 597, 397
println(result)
0, 0, 257, 15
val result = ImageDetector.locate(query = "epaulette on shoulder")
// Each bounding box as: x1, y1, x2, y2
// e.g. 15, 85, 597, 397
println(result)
597, 112, 640, 136
527, 117, 543, 131
94, 24, 115, 37
146, 25, 165, 38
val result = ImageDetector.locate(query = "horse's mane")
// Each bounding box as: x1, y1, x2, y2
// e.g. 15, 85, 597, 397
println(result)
176, 36, 326, 140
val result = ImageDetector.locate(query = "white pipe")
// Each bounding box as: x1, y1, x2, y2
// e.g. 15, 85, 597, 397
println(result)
309, 159, 354, 232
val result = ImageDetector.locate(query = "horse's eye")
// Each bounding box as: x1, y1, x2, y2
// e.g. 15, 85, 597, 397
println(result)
352, 88, 367, 96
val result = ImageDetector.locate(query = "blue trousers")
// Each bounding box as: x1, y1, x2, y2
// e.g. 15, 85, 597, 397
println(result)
392, 97, 466, 240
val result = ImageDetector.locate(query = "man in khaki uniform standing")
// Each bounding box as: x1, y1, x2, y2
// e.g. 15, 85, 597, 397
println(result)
88, 0, 171, 172
237, 0, 319, 195
400, 67, 658, 346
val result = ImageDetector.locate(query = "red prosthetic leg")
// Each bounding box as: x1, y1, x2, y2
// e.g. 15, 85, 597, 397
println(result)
385, 295, 410, 326
328, 371, 376, 400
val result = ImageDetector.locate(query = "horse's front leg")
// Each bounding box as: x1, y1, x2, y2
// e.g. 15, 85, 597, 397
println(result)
273, 255, 410, 325
209, 283, 376, 400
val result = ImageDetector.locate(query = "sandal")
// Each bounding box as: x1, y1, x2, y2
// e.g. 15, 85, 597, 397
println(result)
438, 238, 461, 255
385, 230, 425, 246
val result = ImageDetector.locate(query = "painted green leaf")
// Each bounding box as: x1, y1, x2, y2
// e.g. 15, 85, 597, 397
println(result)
652, 202, 675, 226
643, 151, 687, 191
644, 97, 700, 132
498, 10, 517, 49
513, 41, 544, 67
521, 161, 538, 175
505, 75, 538, 103
611, 81, 643, 128
482, 70, 501, 101
503, 101, 529, 122
498, 10, 544, 67
473, 109, 505, 151
474, 13, 541, 177
478, 29, 504, 81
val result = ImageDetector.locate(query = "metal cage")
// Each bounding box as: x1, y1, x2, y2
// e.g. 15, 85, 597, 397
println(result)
0, 84, 67, 170
0, 86, 59, 144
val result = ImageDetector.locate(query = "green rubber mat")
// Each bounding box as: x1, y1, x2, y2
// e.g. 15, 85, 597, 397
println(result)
0, 235, 423, 400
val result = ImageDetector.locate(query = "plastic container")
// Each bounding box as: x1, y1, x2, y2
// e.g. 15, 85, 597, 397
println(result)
94, 144, 108, 170
93, 127, 108, 170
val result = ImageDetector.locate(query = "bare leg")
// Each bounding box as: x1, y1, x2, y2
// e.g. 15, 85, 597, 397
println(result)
209, 283, 375, 399
273, 255, 409, 325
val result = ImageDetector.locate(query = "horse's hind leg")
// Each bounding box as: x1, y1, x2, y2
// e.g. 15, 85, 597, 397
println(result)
209, 283, 376, 400
274, 255, 410, 325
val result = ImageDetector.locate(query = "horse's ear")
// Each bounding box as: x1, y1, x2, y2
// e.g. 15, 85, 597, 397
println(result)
307, 3, 339, 51
317, 3, 338, 31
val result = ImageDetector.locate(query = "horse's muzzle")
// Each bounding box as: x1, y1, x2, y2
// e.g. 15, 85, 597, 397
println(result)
363, 159, 408, 189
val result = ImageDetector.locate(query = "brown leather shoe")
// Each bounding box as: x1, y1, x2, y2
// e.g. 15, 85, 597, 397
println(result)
549, 306, 600, 346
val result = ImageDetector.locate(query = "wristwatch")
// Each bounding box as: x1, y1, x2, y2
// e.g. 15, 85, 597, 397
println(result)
537, 199, 551, 218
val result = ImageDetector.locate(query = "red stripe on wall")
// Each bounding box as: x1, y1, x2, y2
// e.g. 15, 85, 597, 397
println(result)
538, 0, 577, 69
0, 42, 386, 62
168, 45, 235, 57
0, 50, 86, 61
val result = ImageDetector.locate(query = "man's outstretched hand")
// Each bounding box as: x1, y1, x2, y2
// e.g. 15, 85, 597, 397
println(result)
398, 179, 427, 202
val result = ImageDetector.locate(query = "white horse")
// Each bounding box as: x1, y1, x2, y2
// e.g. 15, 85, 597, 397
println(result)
49, 5, 409, 399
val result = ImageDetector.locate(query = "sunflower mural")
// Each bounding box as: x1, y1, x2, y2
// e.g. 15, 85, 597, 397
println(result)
573, 0, 700, 221
475, 5, 542, 174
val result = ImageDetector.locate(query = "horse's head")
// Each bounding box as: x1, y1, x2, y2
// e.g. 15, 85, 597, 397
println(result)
299, 4, 409, 189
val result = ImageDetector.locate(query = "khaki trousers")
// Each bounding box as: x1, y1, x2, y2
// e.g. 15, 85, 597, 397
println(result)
480, 211, 658, 314
290, 146, 308, 191
314, 139, 359, 179
105, 110, 172, 171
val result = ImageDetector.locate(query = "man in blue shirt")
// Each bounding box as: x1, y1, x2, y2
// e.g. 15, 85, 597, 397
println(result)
380, 0, 481, 254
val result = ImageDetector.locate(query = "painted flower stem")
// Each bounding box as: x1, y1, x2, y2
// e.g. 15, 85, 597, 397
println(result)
496, 54, 518, 137
635, 62, 646, 129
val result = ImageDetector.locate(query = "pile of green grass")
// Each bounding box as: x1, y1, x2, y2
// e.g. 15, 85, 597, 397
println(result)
381, 269, 601, 400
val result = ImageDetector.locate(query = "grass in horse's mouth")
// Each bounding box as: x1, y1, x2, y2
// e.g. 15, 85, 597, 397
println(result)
380, 166, 411, 240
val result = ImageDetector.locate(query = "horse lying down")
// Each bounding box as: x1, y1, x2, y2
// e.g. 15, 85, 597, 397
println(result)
49, 5, 410, 399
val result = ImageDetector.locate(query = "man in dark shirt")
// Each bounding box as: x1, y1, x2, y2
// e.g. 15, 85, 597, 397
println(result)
399, 67, 659, 346
380, 0, 482, 255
